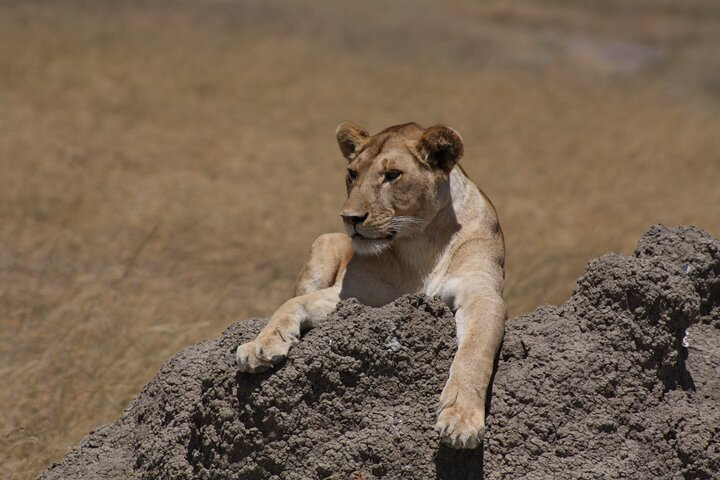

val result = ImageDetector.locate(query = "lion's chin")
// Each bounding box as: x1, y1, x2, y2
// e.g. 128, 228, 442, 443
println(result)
351, 236, 392, 256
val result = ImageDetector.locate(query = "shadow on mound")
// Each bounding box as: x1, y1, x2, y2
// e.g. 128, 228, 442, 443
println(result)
40, 226, 720, 479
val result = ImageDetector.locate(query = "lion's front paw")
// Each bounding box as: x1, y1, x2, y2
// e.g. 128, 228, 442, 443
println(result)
236, 331, 293, 374
435, 384, 485, 449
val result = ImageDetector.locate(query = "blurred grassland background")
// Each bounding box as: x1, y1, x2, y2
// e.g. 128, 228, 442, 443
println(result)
1, 0, 720, 477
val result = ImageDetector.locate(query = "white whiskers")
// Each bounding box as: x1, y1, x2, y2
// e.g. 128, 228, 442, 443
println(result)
350, 216, 427, 257
390, 216, 428, 235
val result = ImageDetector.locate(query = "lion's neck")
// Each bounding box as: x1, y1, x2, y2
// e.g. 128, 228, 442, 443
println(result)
390, 168, 472, 275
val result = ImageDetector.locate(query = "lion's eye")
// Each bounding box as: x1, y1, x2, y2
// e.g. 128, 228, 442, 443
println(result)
384, 170, 402, 182
347, 169, 358, 182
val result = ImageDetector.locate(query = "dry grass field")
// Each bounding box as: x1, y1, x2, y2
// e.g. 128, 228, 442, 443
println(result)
1, 0, 719, 477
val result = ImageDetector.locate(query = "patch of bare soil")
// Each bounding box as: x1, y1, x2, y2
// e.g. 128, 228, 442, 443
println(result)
39, 225, 719, 479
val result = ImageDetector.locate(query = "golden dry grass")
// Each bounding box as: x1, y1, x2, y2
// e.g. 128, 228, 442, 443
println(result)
1, 0, 720, 477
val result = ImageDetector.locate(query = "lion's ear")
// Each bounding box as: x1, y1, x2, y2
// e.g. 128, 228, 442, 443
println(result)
336, 122, 370, 161
417, 125, 464, 173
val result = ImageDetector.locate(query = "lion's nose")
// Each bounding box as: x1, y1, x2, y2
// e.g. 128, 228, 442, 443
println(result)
341, 212, 368, 226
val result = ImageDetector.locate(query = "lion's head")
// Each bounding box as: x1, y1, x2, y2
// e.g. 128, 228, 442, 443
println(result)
335, 122, 464, 256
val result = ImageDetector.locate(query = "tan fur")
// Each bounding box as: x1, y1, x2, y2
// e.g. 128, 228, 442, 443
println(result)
236, 122, 506, 449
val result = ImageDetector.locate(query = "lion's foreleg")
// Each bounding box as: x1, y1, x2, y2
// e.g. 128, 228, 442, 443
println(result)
294, 233, 352, 296
236, 285, 341, 373
436, 282, 506, 449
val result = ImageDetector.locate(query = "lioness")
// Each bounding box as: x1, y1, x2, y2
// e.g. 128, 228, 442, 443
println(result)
236, 122, 506, 449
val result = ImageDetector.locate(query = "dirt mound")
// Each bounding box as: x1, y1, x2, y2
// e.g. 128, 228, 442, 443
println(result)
40, 225, 720, 479
484, 225, 720, 479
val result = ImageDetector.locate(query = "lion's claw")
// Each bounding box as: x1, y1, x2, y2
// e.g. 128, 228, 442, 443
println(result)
236, 333, 291, 373
435, 383, 486, 449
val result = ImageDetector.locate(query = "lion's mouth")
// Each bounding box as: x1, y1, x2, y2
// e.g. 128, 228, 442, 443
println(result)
353, 232, 396, 241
